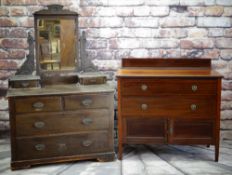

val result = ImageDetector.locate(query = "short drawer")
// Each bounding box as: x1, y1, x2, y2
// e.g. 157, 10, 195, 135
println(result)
121, 78, 217, 96
64, 94, 112, 110
121, 96, 216, 118
10, 80, 40, 88
16, 109, 110, 137
14, 96, 62, 114
16, 131, 110, 160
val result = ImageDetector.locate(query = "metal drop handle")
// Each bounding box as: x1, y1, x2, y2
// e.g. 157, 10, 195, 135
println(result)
82, 99, 93, 107
141, 84, 148, 91
82, 140, 92, 147
191, 104, 197, 111
141, 104, 148, 110
21, 82, 29, 88
192, 85, 198, 92
35, 144, 45, 151
32, 102, 45, 110
82, 118, 93, 125
34, 121, 45, 129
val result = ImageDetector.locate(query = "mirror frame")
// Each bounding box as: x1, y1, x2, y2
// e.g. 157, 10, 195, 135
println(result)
34, 5, 79, 77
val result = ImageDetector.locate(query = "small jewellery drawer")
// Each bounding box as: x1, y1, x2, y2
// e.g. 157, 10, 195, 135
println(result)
121, 96, 216, 118
16, 131, 109, 160
64, 94, 112, 110
121, 78, 217, 96
15, 109, 109, 136
14, 96, 62, 114
10, 80, 40, 88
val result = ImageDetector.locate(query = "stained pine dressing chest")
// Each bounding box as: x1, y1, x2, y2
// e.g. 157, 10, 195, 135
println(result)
7, 5, 115, 170
117, 58, 222, 161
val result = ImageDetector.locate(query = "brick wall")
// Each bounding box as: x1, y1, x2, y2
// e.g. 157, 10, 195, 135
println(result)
0, 0, 232, 140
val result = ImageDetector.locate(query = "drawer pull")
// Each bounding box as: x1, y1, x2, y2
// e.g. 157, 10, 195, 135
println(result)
82, 140, 93, 147
141, 84, 148, 91
82, 99, 93, 107
32, 102, 45, 110
58, 143, 67, 152
34, 121, 45, 129
21, 82, 29, 88
192, 85, 198, 92
89, 79, 97, 83
191, 104, 197, 111
82, 118, 93, 125
35, 144, 45, 151
141, 104, 148, 110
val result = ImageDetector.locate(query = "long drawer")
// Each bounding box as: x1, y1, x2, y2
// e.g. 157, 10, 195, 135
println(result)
16, 131, 110, 160
14, 96, 62, 114
121, 78, 217, 96
121, 95, 216, 118
15, 109, 109, 137
64, 94, 112, 110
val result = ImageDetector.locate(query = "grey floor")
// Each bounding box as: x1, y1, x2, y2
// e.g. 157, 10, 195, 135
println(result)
0, 138, 232, 175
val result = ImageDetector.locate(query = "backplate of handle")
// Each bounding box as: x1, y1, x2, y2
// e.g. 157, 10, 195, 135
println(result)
35, 144, 45, 151
34, 121, 45, 129
82, 140, 93, 147
32, 102, 44, 110
82, 99, 93, 107
82, 117, 93, 125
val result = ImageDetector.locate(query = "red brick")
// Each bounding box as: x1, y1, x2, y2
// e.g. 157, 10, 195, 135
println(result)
9, 50, 26, 59
24, 0, 38, 5
188, 7, 205, 16
205, 6, 224, 16
201, 49, 220, 59
0, 50, 9, 59
27, 6, 43, 16
224, 29, 232, 37
0, 70, 15, 80
223, 7, 232, 16
0, 60, 18, 70
9, 28, 27, 38
180, 39, 214, 49
222, 81, 232, 90
0, 18, 17, 27
3, 0, 25, 5
159, 49, 181, 58
158, 29, 187, 38
0, 38, 28, 49
18, 17, 34, 28
0, 7, 9, 16
181, 49, 204, 58
80, 7, 97, 17
10, 7, 27, 16
216, 38, 232, 49
188, 28, 208, 38
221, 49, 232, 60
160, 17, 195, 27
125, 17, 158, 27
0, 28, 9, 38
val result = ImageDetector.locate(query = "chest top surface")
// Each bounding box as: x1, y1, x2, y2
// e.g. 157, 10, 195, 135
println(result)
116, 58, 222, 78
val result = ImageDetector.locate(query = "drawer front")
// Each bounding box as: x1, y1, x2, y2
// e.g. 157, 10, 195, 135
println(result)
16, 131, 110, 160
121, 78, 217, 96
124, 117, 167, 144
10, 80, 40, 88
14, 96, 62, 114
16, 109, 110, 137
121, 96, 216, 118
64, 94, 112, 110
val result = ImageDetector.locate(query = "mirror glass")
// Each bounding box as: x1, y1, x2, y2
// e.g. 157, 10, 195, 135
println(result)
37, 18, 76, 71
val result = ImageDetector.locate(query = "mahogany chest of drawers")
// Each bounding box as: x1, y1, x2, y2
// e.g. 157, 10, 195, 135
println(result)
7, 83, 115, 170
117, 58, 222, 161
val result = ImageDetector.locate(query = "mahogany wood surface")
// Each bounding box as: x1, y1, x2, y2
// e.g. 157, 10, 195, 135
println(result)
117, 58, 222, 161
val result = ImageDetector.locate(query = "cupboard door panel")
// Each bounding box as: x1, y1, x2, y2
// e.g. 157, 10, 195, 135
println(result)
169, 119, 214, 144
124, 118, 167, 144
